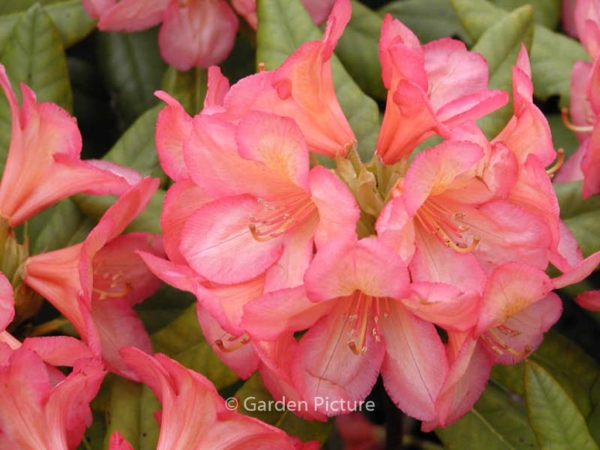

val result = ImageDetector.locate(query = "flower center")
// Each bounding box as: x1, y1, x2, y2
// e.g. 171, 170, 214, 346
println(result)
344, 291, 390, 355
415, 199, 480, 253
215, 333, 250, 353
249, 191, 316, 242
92, 268, 130, 300
481, 325, 530, 359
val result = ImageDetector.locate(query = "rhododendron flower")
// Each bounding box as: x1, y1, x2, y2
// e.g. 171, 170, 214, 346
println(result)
375, 15, 508, 164
82, 0, 335, 70
0, 329, 105, 449
112, 347, 319, 449
244, 238, 449, 422
23, 178, 164, 379
82, 0, 238, 70
0, 65, 137, 228
179, 110, 358, 288
205, 0, 357, 159
554, 0, 600, 197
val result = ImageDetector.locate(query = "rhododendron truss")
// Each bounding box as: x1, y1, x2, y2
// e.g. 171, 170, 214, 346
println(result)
147, 0, 600, 433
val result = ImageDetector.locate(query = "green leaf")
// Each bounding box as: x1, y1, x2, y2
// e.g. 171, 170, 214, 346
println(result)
524, 360, 597, 450
555, 181, 600, 258
492, 332, 600, 417
103, 105, 165, 179
0, 2, 96, 52
379, 0, 472, 45
135, 284, 195, 334
490, 0, 561, 29
151, 304, 239, 390
335, 1, 386, 100
0, 4, 72, 110
548, 114, 579, 158
0, 3, 72, 175
44, 1, 96, 48
28, 199, 94, 255
235, 373, 333, 444
451, 0, 589, 106
97, 28, 166, 127
104, 375, 160, 450
256, 0, 380, 161
73, 189, 165, 235
436, 381, 538, 449
472, 5, 534, 138
161, 66, 208, 115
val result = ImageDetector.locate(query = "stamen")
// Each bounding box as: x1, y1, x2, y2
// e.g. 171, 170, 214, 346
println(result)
92, 269, 131, 300
486, 327, 530, 359
546, 148, 564, 176
215, 334, 250, 353
561, 108, 593, 133
248, 192, 316, 242
347, 293, 387, 355
93, 285, 130, 300
416, 200, 480, 253
257, 62, 265, 73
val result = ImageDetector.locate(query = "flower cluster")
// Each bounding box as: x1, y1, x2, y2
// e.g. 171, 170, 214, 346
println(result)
0, 64, 314, 448
81, 0, 335, 70
145, 0, 600, 430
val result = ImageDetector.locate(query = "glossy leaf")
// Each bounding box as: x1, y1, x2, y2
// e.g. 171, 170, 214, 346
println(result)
73, 189, 165, 235
451, 0, 589, 106
135, 285, 196, 334
380, 0, 472, 45
97, 28, 166, 127
161, 66, 208, 116
490, 0, 561, 29
0, 3, 72, 176
555, 181, 600, 258
492, 332, 600, 418
235, 373, 333, 444
151, 304, 239, 390
0, 4, 72, 110
0, 2, 95, 52
28, 199, 94, 255
524, 360, 597, 450
256, 0, 380, 161
104, 375, 161, 450
472, 5, 534, 138
335, 1, 386, 100
435, 381, 538, 449
103, 105, 165, 180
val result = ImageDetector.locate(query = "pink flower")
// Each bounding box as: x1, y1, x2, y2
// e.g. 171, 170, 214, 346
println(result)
206, 0, 357, 158
0, 64, 136, 228
243, 238, 449, 422
0, 341, 105, 449
375, 15, 508, 164
178, 110, 358, 288
554, 0, 600, 197
23, 178, 164, 379
113, 347, 318, 449
83, 0, 335, 70
83, 0, 238, 70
